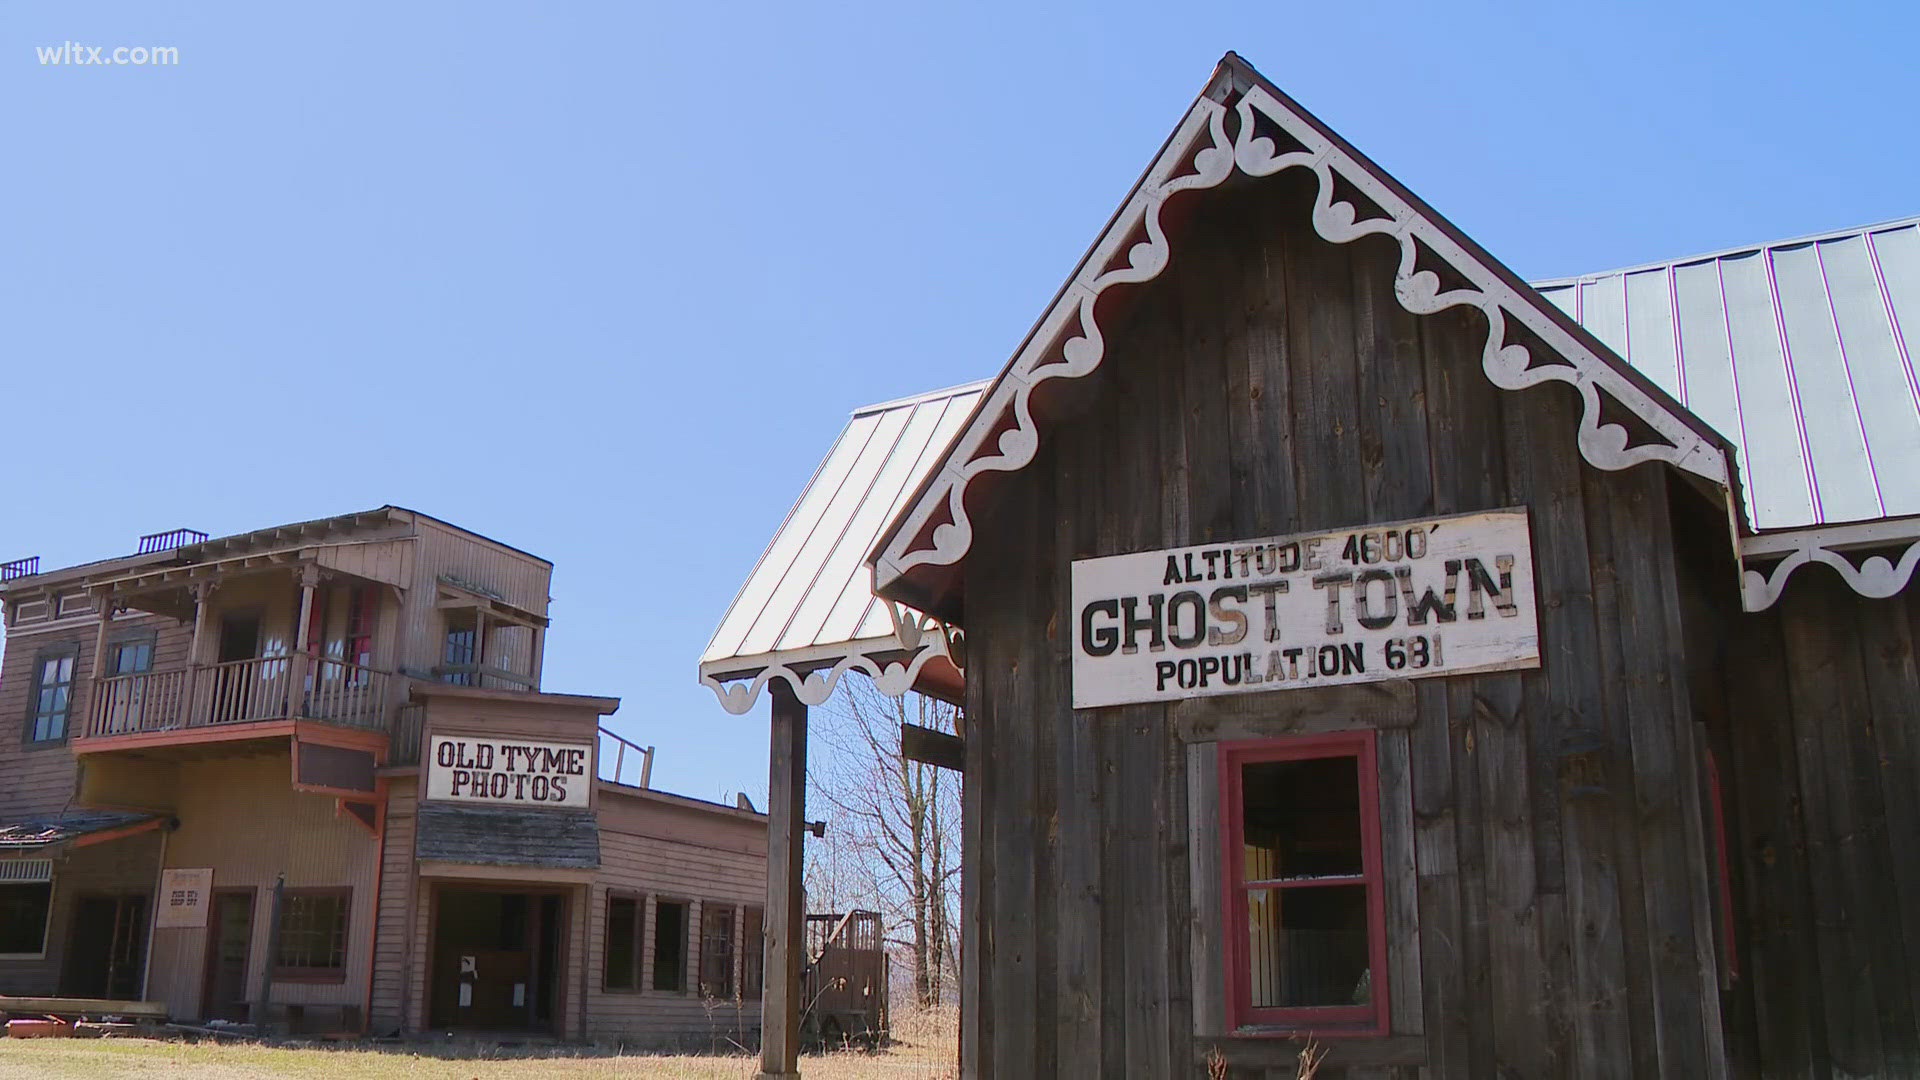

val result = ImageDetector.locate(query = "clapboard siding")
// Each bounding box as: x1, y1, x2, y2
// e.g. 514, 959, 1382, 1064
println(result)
403, 517, 552, 681
1674, 513, 1920, 1080
583, 789, 768, 1047
0, 611, 187, 819
143, 751, 382, 1020
960, 169, 1726, 1078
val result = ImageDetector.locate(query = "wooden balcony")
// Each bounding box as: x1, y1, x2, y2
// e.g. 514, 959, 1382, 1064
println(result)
83, 655, 395, 745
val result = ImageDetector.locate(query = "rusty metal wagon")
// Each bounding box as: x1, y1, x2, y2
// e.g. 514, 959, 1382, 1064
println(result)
801, 910, 888, 1049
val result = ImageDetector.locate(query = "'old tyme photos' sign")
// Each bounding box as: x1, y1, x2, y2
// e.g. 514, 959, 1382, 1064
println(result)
1070, 509, 1540, 709
426, 735, 591, 808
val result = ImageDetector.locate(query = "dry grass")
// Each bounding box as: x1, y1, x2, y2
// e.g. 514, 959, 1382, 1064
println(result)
0, 1009, 958, 1080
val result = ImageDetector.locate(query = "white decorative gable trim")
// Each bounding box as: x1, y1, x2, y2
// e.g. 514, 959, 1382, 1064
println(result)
870, 77, 1732, 604
1739, 517, 1920, 611
699, 602, 962, 715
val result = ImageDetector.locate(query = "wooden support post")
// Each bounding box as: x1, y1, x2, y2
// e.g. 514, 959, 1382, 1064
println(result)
530, 625, 546, 690
291, 567, 319, 718
760, 680, 807, 1080
474, 610, 489, 686
187, 582, 215, 725
255, 873, 285, 1028
87, 593, 114, 736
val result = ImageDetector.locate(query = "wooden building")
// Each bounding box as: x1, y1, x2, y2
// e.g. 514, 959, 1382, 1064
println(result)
704, 55, 1920, 1078
0, 507, 768, 1046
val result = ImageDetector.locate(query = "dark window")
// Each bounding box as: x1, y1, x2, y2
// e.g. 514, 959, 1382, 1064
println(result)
700, 904, 735, 998
442, 613, 477, 685
0, 882, 53, 955
604, 892, 643, 991
110, 635, 155, 676
652, 899, 688, 992
1222, 731, 1387, 1034
742, 906, 764, 999
26, 647, 78, 743
274, 889, 350, 980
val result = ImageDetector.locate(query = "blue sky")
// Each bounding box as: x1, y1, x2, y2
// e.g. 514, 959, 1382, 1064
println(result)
3, 1, 1915, 803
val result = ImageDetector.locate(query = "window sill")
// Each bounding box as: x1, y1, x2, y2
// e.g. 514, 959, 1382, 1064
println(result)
1228, 1021, 1386, 1039
272, 972, 348, 985
22, 738, 70, 751
1197, 1033, 1422, 1069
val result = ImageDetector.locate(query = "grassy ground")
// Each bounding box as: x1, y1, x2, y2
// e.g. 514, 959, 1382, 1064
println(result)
0, 1010, 957, 1080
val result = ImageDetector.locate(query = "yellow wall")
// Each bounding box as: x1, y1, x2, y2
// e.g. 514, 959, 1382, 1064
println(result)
144, 751, 381, 1020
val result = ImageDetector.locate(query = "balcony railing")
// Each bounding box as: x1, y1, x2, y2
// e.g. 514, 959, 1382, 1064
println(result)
88, 655, 394, 740
135, 528, 209, 554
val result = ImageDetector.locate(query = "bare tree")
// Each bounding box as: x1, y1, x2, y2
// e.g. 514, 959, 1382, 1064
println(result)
807, 677, 962, 1008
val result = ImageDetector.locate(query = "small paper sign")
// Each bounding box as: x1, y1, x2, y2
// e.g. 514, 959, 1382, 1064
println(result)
156, 868, 214, 928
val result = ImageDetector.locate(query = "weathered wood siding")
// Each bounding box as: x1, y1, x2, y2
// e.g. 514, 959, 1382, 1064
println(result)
1674, 517, 1920, 1080
583, 789, 768, 1047
403, 517, 552, 682
0, 609, 187, 818
0, 832, 162, 996
961, 170, 1725, 1078
144, 752, 382, 1020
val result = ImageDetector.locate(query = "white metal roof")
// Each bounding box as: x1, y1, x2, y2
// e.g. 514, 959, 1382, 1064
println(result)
698, 381, 986, 677
1535, 217, 1920, 532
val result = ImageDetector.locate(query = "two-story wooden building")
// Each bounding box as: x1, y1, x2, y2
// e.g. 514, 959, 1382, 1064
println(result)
1, 506, 768, 1046
706, 54, 1920, 1079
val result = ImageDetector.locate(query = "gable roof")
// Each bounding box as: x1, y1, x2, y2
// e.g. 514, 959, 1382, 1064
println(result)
699, 58, 1920, 713
1536, 217, 1920, 533
865, 53, 1736, 620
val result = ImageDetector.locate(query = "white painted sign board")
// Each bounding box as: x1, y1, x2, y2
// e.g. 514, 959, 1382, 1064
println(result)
1070, 509, 1540, 709
156, 867, 214, 928
425, 735, 592, 808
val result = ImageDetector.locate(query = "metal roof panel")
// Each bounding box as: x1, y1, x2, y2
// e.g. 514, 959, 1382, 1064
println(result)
699, 383, 987, 671
1538, 218, 1920, 530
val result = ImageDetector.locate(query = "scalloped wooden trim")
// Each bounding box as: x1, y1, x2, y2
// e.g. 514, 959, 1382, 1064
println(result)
869, 87, 1732, 601
699, 603, 961, 715
1739, 520, 1920, 610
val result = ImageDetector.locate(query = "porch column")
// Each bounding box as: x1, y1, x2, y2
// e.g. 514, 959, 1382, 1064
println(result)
760, 680, 807, 1080
188, 582, 214, 664
474, 609, 489, 684
290, 566, 320, 717
85, 592, 114, 738
187, 582, 215, 723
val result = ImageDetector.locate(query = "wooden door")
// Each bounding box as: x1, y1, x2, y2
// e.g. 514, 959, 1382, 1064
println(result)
201, 890, 254, 1021
61, 893, 148, 1000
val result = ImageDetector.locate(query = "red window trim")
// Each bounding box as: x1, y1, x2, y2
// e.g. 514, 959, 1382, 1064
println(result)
1219, 730, 1389, 1037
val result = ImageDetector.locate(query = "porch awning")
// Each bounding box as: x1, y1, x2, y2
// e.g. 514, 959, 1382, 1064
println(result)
0, 811, 164, 852
414, 804, 600, 870
697, 382, 982, 714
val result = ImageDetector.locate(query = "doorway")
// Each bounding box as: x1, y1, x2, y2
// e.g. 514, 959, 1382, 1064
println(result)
213, 613, 265, 722
61, 893, 149, 1000
428, 887, 565, 1032
201, 889, 255, 1021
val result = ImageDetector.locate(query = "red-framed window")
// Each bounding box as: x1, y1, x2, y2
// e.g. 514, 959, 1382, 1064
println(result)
1220, 730, 1388, 1036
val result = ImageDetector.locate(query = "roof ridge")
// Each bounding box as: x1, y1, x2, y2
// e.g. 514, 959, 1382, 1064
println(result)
1534, 214, 1920, 287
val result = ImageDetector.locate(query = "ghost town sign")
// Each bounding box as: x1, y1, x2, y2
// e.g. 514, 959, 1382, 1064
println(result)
1069, 508, 1541, 709
425, 734, 592, 808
